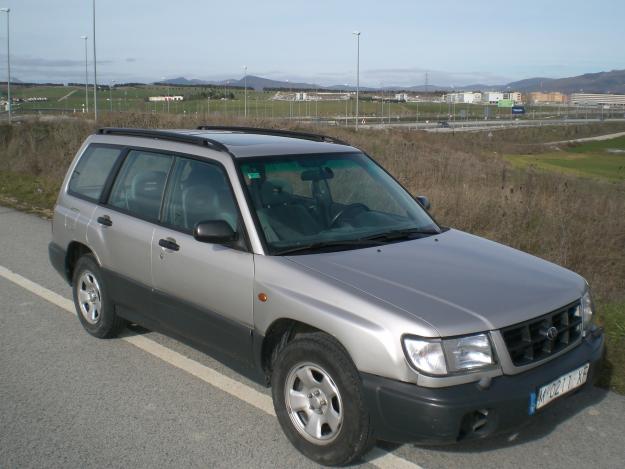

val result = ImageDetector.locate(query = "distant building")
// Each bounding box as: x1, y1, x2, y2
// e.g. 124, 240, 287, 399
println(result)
482, 91, 504, 104
570, 93, 625, 106
504, 91, 523, 104
528, 92, 567, 104
444, 92, 482, 103
392, 93, 421, 102
275, 91, 349, 101
148, 95, 184, 102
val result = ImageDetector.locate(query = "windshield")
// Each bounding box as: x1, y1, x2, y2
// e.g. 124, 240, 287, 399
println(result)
238, 152, 440, 254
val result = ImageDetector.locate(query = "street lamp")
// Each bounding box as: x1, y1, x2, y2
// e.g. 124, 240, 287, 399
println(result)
92, 0, 98, 120
161, 76, 170, 113
80, 36, 89, 113
244, 65, 247, 118
286, 79, 292, 119
0, 8, 11, 123
352, 31, 360, 130
109, 80, 115, 112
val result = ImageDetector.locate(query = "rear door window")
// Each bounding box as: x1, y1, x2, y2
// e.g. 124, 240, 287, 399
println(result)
68, 145, 123, 201
107, 150, 174, 221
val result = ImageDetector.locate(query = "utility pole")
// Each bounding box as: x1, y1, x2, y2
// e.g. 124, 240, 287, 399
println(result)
109, 80, 115, 112
244, 65, 247, 118
353, 31, 361, 130
92, 0, 98, 120
0, 8, 11, 123
81, 36, 89, 112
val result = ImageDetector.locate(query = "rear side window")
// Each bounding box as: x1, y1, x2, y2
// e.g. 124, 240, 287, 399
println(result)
107, 150, 173, 221
68, 145, 123, 201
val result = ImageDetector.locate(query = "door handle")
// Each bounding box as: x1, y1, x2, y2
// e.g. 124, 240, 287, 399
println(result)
97, 215, 113, 227
158, 238, 180, 252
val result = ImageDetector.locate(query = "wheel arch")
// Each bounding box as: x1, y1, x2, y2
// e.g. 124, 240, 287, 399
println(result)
65, 241, 99, 285
259, 318, 344, 383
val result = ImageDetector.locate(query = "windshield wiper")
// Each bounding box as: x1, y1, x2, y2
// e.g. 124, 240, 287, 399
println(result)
273, 238, 385, 256
362, 227, 439, 242
273, 228, 439, 255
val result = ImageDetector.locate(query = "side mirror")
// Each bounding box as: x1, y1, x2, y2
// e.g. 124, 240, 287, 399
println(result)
416, 196, 431, 211
193, 220, 237, 244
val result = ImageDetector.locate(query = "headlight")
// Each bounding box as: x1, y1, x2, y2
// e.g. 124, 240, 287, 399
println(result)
403, 333, 495, 376
403, 338, 447, 375
580, 288, 594, 332
444, 334, 494, 372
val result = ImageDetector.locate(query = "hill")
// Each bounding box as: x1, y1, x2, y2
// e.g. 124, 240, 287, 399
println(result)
506, 70, 625, 94
158, 69, 625, 94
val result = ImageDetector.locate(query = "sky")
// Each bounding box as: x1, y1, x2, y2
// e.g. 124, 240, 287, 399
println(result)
0, 0, 623, 87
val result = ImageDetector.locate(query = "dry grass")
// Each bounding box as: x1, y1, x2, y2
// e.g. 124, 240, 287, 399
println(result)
1, 114, 624, 391
1, 114, 624, 302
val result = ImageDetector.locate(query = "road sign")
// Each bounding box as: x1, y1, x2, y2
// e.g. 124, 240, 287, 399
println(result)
511, 106, 525, 114
498, 99, 514, 108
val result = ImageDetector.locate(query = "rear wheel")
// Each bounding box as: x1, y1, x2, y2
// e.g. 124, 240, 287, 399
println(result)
72, 254, 125, 338
271, 332, 374, 466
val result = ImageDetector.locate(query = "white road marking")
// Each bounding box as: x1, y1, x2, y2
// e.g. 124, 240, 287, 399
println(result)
366, 447, 425, 469
123, 334, 276, 415
0, 264, 424, 469
548, 130, 625, 145
0, 265, 75, 312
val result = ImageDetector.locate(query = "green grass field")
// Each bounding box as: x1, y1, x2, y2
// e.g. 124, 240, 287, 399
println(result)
506, 136, 625, 181
4, 83, 620, 122
596, 302, 625, 393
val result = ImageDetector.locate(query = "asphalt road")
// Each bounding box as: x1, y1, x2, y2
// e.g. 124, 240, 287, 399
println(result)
360, 118, 625, 133
1, 206, 624, 469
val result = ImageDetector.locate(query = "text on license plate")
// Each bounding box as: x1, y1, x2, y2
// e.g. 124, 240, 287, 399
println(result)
529, 363, 589, 414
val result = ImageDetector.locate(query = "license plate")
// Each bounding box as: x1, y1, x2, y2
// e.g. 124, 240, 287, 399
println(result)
529, 363, 589, 415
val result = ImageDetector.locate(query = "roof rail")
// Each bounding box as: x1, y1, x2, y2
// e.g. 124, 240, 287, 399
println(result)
97, 128, 230, 152
196, 125, 349, 145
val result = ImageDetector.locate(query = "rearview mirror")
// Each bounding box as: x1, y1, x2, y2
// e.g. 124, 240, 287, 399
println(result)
193, 220, 237, 244
301, 167, 334, 181
416, 196, 431, 210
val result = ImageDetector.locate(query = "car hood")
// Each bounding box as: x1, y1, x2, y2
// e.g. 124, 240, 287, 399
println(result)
286, 229, 586, 337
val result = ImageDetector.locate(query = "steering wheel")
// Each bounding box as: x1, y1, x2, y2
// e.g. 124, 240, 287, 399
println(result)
329, 203, 370, 227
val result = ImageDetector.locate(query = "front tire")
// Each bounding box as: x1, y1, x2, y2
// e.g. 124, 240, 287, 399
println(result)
72, 254, 125, 338
271, 332, 374, 466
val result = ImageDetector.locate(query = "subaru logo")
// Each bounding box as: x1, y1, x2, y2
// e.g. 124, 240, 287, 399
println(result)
546, 326, 559, 341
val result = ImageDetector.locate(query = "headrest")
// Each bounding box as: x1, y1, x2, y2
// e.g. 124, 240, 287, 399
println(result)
131, 171, 166, 198
301, 167, 334, 181
183, 164, 226, 187
260, 179, 293, 206
184, 185, 217, 205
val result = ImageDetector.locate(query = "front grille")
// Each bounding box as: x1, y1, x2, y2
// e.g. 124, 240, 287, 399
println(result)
501, 301, 582, 367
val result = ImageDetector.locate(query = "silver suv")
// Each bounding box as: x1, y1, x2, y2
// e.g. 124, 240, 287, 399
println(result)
49, 126, 604, 466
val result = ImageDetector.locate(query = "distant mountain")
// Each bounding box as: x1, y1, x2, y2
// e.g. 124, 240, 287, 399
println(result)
405, 84, 498, 92
158, 69, 625, 94
159, 75, 326, 91
160, 76, 382, 92
225, 76, 323, 91
157, 77, 214, 86
506, 70, 625, 94
503, 77, 554, 91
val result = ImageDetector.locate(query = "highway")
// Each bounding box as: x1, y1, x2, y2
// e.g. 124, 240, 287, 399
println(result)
360, 118, 625, 133
1, 206, 624, 468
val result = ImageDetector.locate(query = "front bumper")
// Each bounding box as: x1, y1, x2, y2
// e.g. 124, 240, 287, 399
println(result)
362, 330, 604, 444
